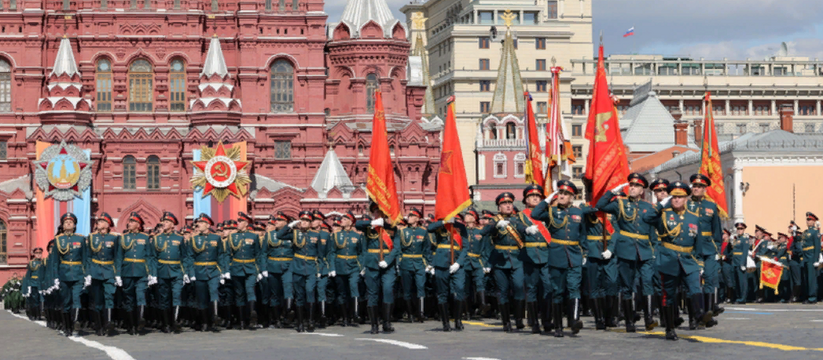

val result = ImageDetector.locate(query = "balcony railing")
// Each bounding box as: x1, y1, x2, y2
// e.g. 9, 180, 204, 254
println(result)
481, 138, 526, 148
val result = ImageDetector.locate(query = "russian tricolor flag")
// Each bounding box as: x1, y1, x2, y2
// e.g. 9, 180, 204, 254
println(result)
623, 27, 635, 37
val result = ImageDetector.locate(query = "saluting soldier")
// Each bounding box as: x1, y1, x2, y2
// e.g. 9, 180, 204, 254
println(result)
21, 247, 45, 321
427, 212, 470, 332
308, 210, 334, 328
355, 203, 401, 334
724, 222, 751, 304
332, 211, 364, 327
188, 214, 228, 331
581, 204, 617, 330
649, 178, 669, 323
688, 174, 725, 317
264, 212, 295, 328
47, 212, 88, 337
228, 212, 265, 329
595, 173, 658, 332
116, 212, 155, 335
793, 212, 821, 304
151, 211, 187, 333
517, 185, 554, 334
489, 192, 526, 333
462, 209, 492, 319
277, 210, 321, 333
85, 213, 120, 336
648, 181, 714, 341
397, 208, 432, 323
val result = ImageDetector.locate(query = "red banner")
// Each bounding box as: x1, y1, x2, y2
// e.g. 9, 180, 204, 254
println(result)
434, 96, 472, 222
699, 92, 729, 218
523, 208, 552, 244
759, 259, 784, 294
366, 91, 402, 226
523, 91, 544, 187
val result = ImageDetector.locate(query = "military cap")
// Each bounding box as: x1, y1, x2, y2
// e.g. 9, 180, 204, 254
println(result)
61, 212, 78, 224
408, 208, 423, 218
722, 229, 731, 236
128, 212, 144, 226
523, 185, 545, 200
321, 222, 331, 231
807, 212, 819, 221
777, 232, 788, 239
465, 208, 479, 219
512, 206, 520, 214
97, 212, 114, 227
161, 211, 179, 226
299, 210, 313, 221
342, 211, 356, 222
481, 210, 495, 219
496, 192, 515, 205
628, 173, 649, 188
254, 222, 265, 232
369, 201, 380, 212
312, 210, 326, 221
273, 211, 290, 222
650, 178, 670, 191
690, 174, 711, 187
455, 213, 464, 222
182, 226, 192, 234
216, 222, 224, 231
333, 217, 343, 226
667, 181, 691, 197
196, 213, 214, 226
237, 212, 254, 224
362, 214, 373, 222
755, 225, 766, 233
225, 220, 238, 230
556, 180, 578, 195
734, 222, 747, 229
32, 247, 43, 254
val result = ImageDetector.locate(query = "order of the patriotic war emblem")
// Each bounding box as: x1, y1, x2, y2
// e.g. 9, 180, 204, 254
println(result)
190, 141, 250, 202
32, 140, 93, 201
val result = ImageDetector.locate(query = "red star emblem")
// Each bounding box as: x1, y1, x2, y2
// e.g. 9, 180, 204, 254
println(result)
440, 150, 453, 175
192, 142, 249, 198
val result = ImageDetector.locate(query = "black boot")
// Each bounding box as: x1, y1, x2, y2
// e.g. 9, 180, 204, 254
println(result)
368, 306, 379, 334
237, 305, 247, 330
62, 311, 71, 337
478, 291, 491, 315
622, 299, 636, 332
527, 302, 540, 333
514, 300, 525, 331
755, 288, 765, 303
568, 298, 583, 335
542, 300, 553, 333
703, 294, 718, 328
644, 295, 658, 331
295, 305, 305, 333
105, 309, 117, 336
417, 297, 426, 322
95, 311, 104, 336
405, 299, 416, 323
161, 308, 171, 333
591, 298, 605, 330
552, 301, 564, 337
249, 301, 258, 328
136, 306, 146, 333
306, 303, 315, 332
171, 306, 181, 333
691, 293, 713, 327
500, 302, 511, 333
438, 303, 451, 332
382, 304, 394, 333
686, 298, 696, 330
259, 303, 269, 329
454, 300, 464, 331
72, 308, 81, 334
125, 311, 136, 335
271, 306, 282, 329
284, 298, 294, 328
200, 309, 212, 332
605, 296, 618, 328
665, 305, 678, 341
712, 290, 724, 316
348, 301, 359, 327
318, 302, 327, 329
791, 285, 800, 303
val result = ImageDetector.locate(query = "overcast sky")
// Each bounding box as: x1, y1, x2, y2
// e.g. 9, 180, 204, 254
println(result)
327, 0, 823, 60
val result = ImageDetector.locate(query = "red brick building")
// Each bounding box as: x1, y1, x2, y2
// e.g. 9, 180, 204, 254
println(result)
0, 0, 441, 281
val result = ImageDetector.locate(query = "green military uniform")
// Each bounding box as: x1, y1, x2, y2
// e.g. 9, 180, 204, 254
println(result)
116, 227, 153, 329
723, 226, 751, 304
276, 211, 322, 332
427, 220, 468, 331
307, 220, 333, 325
264, 212, 294, 328
22, 254, 45, 320
489, 192, 525, 333
793, 212, 821, 303
516, 185, 554, 334
2, 276, 23, 313
355, 216, 399, 334
397, 217, 432, 322
582, 212, 617, 330
463, 220, 492, 312
188, 214, 228, 330
86, 214, 120, 336
151, 212, 187, 333
47, 213, 88, 335
332, 216, 364, 326
687, 173, 723, 315
760, 237, 789, 302
228, 214, 265, 327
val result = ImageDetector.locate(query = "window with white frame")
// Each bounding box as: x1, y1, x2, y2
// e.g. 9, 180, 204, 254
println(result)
514, 153, 526, 178
493, 153, 507, 178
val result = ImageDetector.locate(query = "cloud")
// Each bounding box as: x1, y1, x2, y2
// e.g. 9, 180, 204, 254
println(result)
326, 0, 409, 23
675, 38, 823, 60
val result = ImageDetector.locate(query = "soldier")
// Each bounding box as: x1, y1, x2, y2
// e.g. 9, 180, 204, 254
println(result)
264, 212, 294, 328
188, 214, 228, 331
21, 247, 45, 321
427, 211, 469, 332
116, 212, 155, 335
581, 201, 617, 330
330, 211, 363, 327
531, 180, 586, 337
309, 210, 334, 328
517, 185, 553, 334
42, 240, 60, 330
397, 208, 431, 323
85, 213, 120, 336
720, 229, 735, 303
724, 222, 751, 304
688, 174, 724, 318
227, 212, 265, 329
752, 229, 773, 304
788, 221, 803, 302
595, 173, 658, 332
47, 212, 88, 336
648, 181, 713, 341
489, 192, 526, 333
793, 212, 821, 304
355, 203, 400, 334
772, 233, 792, 302
151, 212, 187, 333
462, 209, 492, 320
277, 211, 320, 332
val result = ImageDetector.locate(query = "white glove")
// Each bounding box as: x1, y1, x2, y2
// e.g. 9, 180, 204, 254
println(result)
220, 278, 225, 285
428, 267, 435, 275
54, 279, 60, 288
425, 265, 434, 273
183, 275, 190, 284
329, 271, 336, 278
316, 273, 321, 278
815, 262, 821, 268
611, 182, 629, 194
767, 243, 775, 250
84, 275, 92, 288
817, 221, 821, 229
379, 260, 388, 269
223, 272, 231, 280
446, 217, 455, 224
525, 225, 538, 235
582, 257, 587, 265
147, 276, 157, 286
715, 254, 721, 261
602, 250, 612, 260
819, 254, 823, 263
740, 266, 746, 271
360, 268, 367, 276
483, 267, 491, 274
791, 225, 799, 232
449, 262, 460, 274
496, 220, 510, 229
660, 196, 672, 208
371, 218, 385, 228
748, 251, 753, 257
288, 220, 300, 228
700, 269, 704, 276
262, 271, 269, 278
257, 273, 263, 282
25, 287, 31, 297
190, 277, 196, 282
115, 276, 122, 287
544, 191, 559, 203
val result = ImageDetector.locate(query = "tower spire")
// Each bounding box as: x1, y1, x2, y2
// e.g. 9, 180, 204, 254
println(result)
489, 10, 524, 114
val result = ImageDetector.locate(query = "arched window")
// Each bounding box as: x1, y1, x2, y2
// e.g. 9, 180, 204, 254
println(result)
129, 60, 153, 112
366, 73, 378, 113
0, 59, 10, 112
488, 123, 497, 139
270, 59, 294, 113
147, 156, 160, 190
0, 220, 5, 264
96, 59, 112, 112
169, 59, 186, 112
123, 156, 136, 190
506, 122, 517, 139
292, 0, 298, 10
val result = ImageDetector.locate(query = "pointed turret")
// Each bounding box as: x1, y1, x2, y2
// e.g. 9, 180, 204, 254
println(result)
331, 0, 406, 39
310, 148, 355, 198
190, 36, 241, 123
201, 35, 229, 79
411, 33, 435, 115
490, 11, 524, 114
51, 36, 80, 79
38, 37, 92, 116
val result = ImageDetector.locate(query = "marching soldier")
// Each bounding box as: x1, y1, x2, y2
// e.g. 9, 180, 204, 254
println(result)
47, 212, 88, 336
596, 173, 658, 332
581, 201, 617, 330
309, 210, 334, 328
228, 212, 265, 329
648, 181, 713, 341
489, 192, 526, 333
793, 212, 821, 304
277, 211, 321, 333
427, 212, 469, 332
462, 209, 492, 319
188, 214, 228, 331
532, 180, 586, 337
724, 222, 751, 304
86, 213, 120, 336
151, 211, 187, 333
355, 203, 400, 334
397, 208, 431, 323
517, 185, 553, 334
771, 233, 791, 302
116, 212, 155, 335
650, 178, 669, 315
788, 221, 803, 302
21, 247, 45, 321
688, 174, 724, 318
264, 212, 294, 329
720, 229, 735, 303
332, 211, 364, 327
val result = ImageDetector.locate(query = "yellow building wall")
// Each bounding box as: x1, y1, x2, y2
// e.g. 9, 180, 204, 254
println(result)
742, 165, 823, 233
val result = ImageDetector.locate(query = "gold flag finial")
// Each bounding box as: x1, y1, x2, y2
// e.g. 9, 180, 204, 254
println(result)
501, 10, 517, 28
411, 12, 427, 30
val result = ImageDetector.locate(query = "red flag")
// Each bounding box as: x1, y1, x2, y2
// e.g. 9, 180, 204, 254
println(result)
699, 92, 729, 218
584, 44, 630, 208
523, 91, 544, 187
759, 258, 784, 294
545, 66, 575, 192
434, 96, 472, 223
366, 91, 402, 227
446, 224, 462, 248
379, 228, 393, 250
523, 208, 551, 244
